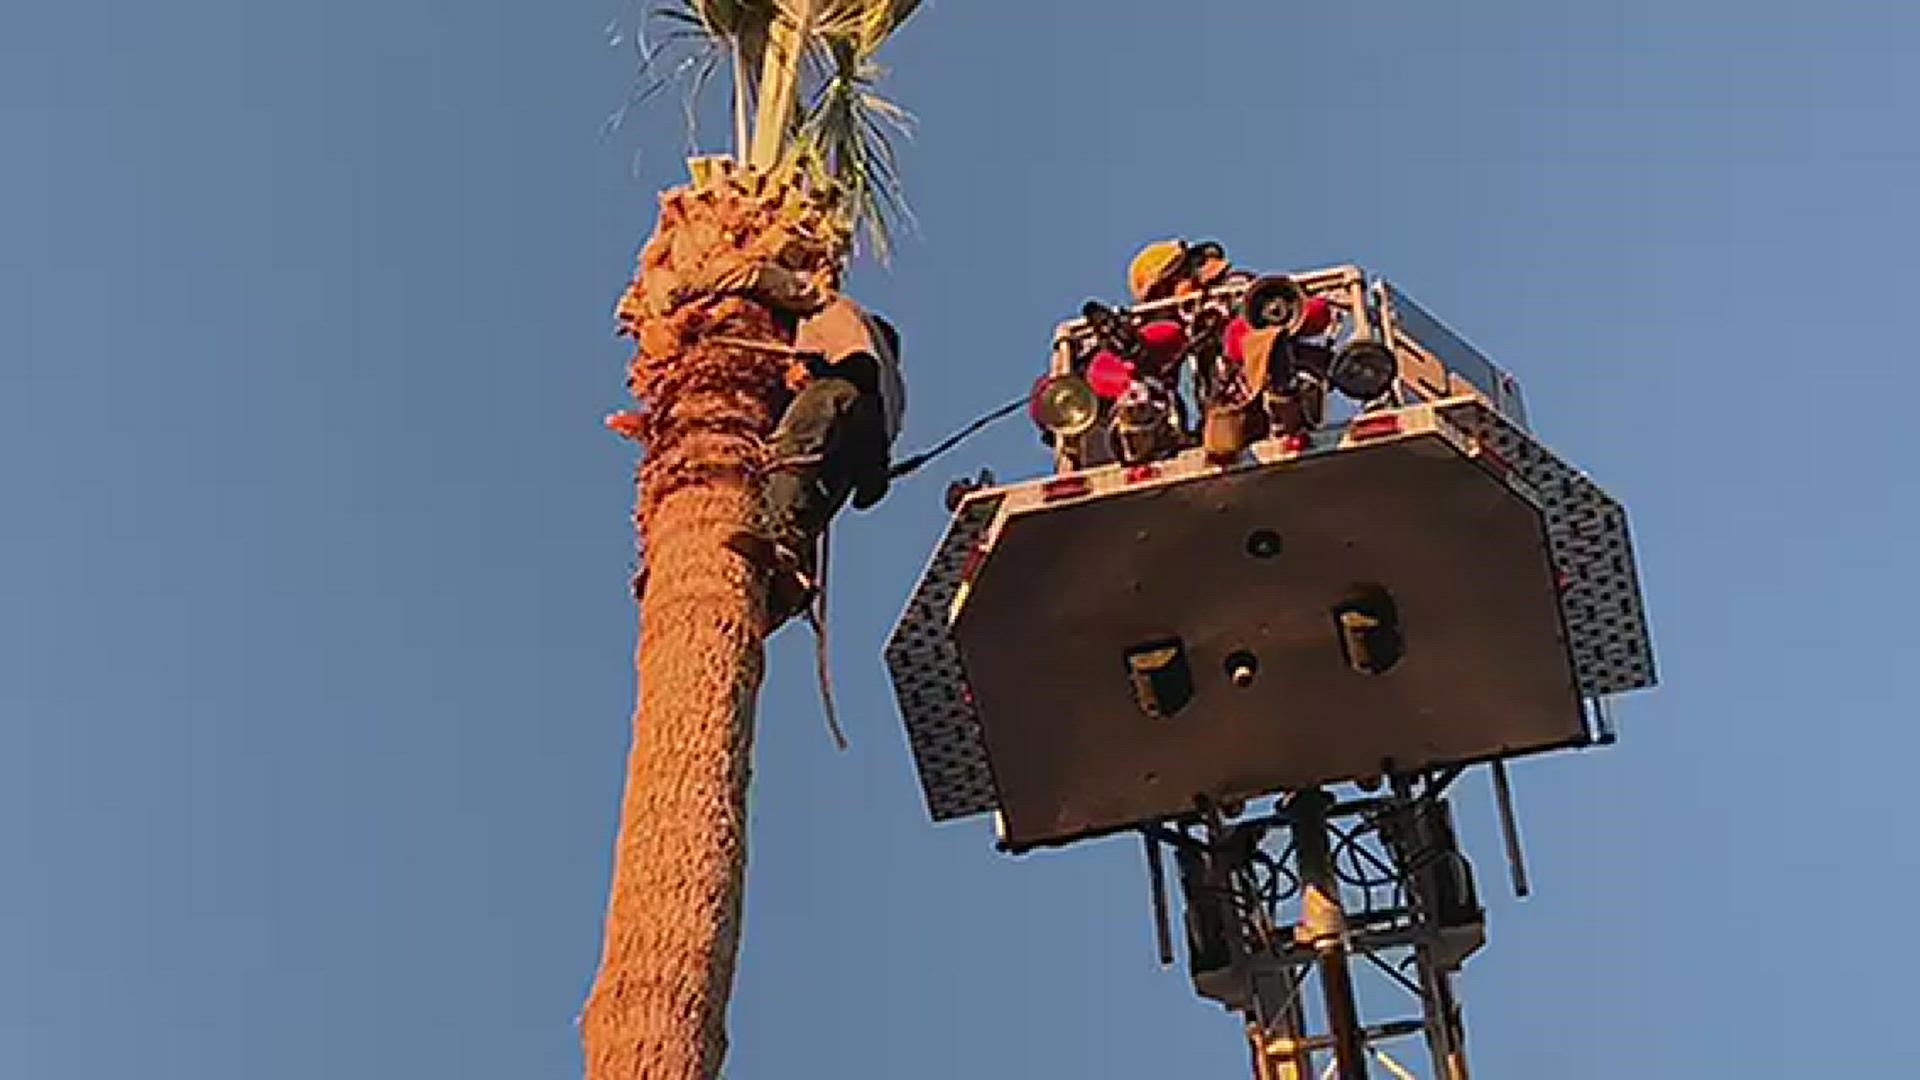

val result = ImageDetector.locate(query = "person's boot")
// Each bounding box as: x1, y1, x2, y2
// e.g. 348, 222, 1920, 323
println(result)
724, 531, 816, 630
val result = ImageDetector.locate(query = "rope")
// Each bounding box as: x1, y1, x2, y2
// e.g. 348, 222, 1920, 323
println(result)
707, 335, 815, 358
801, 522, 849, 751
887, 395, 1028, 480
762, 452, 825, 474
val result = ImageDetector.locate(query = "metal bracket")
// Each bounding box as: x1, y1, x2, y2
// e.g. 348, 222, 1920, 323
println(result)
1489, 761, 1532, 900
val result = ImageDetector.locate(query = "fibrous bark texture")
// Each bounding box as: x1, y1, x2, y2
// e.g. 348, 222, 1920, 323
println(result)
583, 163, 846, 1080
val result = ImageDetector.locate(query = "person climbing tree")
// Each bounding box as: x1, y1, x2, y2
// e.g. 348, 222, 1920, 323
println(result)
727, 295, 905, 628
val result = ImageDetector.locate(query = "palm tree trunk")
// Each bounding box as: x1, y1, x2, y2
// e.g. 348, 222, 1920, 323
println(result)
581, 346, 769, 1080
585, 167, 843, 1080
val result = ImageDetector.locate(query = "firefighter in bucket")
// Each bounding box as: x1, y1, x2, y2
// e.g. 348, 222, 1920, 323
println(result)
1127, 238, 1249, 305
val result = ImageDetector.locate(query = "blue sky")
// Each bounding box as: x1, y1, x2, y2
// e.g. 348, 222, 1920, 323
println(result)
5, 1, 1918, 1077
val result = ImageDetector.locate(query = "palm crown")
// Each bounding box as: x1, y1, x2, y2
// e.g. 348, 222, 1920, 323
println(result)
643, 0, 921, 261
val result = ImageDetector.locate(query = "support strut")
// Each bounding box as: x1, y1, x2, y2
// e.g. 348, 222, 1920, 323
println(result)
1288, 789, 1369, 1080
1257, 968, 1314, 1080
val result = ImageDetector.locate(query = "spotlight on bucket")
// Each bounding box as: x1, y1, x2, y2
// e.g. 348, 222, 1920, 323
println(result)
1030, 373, 1101, 438
1328, 339, 1399, 402
1239, 275, 1310, 334
1111, 379, 1182, 465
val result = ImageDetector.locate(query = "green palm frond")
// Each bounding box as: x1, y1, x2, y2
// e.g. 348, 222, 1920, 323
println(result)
794, 33, 916, 262
603, 9, 715, 146
634, 0, 778, 157
661, 0, 777, 95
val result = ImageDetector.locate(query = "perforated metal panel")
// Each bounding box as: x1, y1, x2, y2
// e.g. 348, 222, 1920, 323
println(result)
1436, 400, 1656, 696
883, 495, 1004, 821
885, 400, 1656, 827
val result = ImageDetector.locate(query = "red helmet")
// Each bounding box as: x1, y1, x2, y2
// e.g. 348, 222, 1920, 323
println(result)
1086, 351, 1137, 399
1135, 319, 1188, 377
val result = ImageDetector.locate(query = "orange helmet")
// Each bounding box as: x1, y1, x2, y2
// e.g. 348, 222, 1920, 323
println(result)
1128, 240, 1187, 303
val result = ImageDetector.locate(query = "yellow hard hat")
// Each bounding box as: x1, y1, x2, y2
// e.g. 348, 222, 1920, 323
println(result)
1128, 240, 1187, 303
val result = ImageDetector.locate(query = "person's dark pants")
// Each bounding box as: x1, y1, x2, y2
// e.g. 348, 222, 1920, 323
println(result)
756, 374, 889, 575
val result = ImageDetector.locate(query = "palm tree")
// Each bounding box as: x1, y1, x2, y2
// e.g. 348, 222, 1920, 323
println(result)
583, 3, 919, 1078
